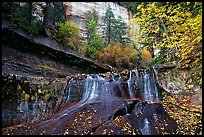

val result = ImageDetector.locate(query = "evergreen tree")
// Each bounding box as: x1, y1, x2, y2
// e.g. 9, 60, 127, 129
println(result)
113, 16, 128, 44
102, 5, 128, 45
102, 5, 116, 45
85, 9, 98, 45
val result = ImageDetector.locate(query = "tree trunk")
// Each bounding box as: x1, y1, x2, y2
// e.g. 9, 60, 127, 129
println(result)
28, 2, 32, 26
108, 22, 110, 45
41, 2, 50, 35
53, 2, 58, 25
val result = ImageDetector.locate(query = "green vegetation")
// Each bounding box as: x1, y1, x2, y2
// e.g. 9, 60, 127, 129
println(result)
85, 9, 99, 45
81, 33, 105, 60
2, 2, 42, 35
2, 2, 65, 35
113, 16, 129, 44
57, 21, 80, 50
102, 5, 129, 45
80, 9, 105, 60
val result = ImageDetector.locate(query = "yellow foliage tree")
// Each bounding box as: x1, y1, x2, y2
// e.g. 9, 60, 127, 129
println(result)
141, 47, 152, 62
140, 47, 153, 68
129, 2, 202, 85
96, 43, 138, 69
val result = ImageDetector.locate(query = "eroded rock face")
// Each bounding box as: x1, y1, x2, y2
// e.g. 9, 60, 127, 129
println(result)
2, 20, 110, 75
2, 74, 69, 128
2, 19, 110, 128
154, 61, 202, 106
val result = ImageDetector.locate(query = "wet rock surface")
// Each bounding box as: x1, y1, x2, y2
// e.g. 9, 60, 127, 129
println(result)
1, 20, 109, 129
1, 74, 69, 128
2, 69, 202, 135
2, 44, 86, 77
2, 99, 177, 135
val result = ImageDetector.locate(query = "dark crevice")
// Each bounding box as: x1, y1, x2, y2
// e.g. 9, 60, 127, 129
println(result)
87, 115, 113, 135
112, 100, 146, 120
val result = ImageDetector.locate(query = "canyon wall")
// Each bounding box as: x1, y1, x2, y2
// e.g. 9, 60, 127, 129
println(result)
64, 2, 132, 38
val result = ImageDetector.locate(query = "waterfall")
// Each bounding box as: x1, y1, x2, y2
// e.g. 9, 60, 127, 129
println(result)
64, 78, 74, 102
38, 70, 160, 126
127, 70, 136, 99
61, 68, 160, 120
144, 69, 153, 102
112, 75, 126, 98
32, 92, 38, 114
143, 69, 159, 103
81, 75, 110, 103
140, 118, 151, 135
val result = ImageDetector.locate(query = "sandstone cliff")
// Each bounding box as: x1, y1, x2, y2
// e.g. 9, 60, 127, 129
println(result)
64, 2, 132, 37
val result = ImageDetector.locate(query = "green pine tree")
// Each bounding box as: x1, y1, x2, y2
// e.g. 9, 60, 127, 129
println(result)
102, 5, 116, 45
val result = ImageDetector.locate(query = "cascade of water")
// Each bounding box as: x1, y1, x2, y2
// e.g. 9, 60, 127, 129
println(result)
142, 68, 160, 103
141, 118, 151, 135
144, 69, 153, 102
113, 75, 126, 98
81, 75, 94, 103
81, 75, 111, 103
32, 92, 38, 114
123, 103, 129, 115
127, 70, 136, 99
64, 78, 74, 102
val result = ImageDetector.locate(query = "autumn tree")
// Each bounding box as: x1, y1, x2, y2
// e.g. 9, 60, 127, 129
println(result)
129, 2, 202, 85
97, 43, 138, 69
57, 21, 80, 50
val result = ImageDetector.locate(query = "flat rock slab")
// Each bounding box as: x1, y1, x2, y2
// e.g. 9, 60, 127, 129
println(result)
2, 99, 177, 135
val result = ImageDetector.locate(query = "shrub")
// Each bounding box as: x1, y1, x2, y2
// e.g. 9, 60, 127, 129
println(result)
80, 33, 105, 60
57, 21, 80, 50
97, 43, 138, 69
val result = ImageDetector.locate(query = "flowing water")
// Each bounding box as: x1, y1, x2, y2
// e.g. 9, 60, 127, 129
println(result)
64, 68, 160, 104
141, 118, 151, 135
144, 69, 153, 102
126, 68, 160, 103
64, 78, 74, 102
39, 68, 160, 130
127, 71, 136, 99
142, 69, 160, 103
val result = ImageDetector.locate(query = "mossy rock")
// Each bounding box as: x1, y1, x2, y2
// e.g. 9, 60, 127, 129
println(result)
24, 94, 30, 101
44, 94, 51, 101
122, 75, 128, 81
31, 95, 35, 101
38, 89, 42, 94
42, 89, 49, 94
